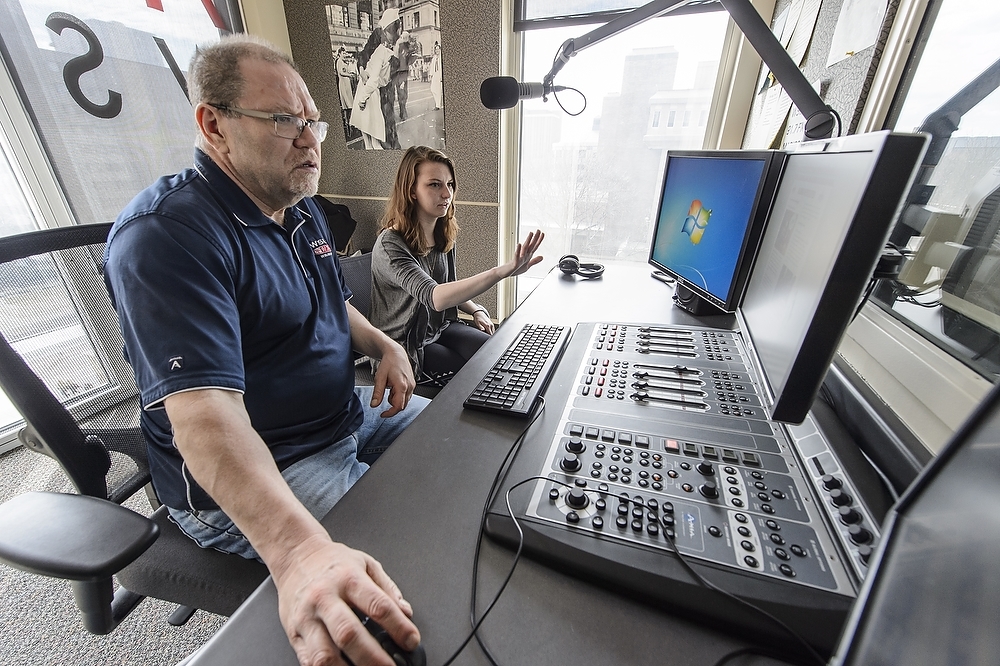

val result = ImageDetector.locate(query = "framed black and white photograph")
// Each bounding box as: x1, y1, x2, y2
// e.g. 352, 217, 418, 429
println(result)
325, 1, 445, 151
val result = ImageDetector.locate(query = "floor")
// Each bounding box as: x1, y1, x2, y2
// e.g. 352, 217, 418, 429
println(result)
0, 445, 227, 666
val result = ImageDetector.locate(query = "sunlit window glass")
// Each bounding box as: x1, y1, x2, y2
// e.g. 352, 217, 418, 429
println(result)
516, 12, 729, 302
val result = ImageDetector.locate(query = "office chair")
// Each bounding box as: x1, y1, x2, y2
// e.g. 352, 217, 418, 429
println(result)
0, 223, 267, 635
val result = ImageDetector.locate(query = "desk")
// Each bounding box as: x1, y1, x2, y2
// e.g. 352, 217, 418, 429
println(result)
189, 263, 792, 665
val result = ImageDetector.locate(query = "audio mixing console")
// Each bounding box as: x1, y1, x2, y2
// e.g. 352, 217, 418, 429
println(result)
485, 322, 882, 653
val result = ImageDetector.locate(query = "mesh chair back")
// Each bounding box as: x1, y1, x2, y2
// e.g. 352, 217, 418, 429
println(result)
0, 223, 147, 504
340, 252, 373, 319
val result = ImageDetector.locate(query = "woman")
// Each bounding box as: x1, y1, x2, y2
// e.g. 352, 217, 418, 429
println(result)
370, 146, 544, 387
350, 11, 400, 149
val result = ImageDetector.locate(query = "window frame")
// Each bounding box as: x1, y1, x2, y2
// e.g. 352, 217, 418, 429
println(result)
0, 0, 241, 450
842, 0, 993, 453
499, 0, 775, 316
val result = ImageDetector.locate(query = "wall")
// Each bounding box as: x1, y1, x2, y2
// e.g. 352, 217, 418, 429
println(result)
281, 0, 505, 312
743, 0, 900, 146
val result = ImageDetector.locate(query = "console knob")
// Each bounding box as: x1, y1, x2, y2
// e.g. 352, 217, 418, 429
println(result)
566, 488, 589, 510
566, 438, 585, 454
838, 506, 862, 524
848, 524, 873, 545
821, 474, 842, 491
696, 462, 715, 476
829, 488, 852, 507
560, 454, 582, 473
857, 545, 874, 564
699, 481, 719, 499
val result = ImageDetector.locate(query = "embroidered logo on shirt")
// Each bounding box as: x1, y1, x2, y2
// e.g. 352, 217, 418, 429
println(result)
168, 356, 184, 371
310, 238, 333, 258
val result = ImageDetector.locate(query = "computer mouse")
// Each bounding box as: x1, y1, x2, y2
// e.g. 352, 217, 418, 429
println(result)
345, 613, 427, 666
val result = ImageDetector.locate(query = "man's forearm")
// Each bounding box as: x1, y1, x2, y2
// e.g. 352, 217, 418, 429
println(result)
163, 389, 329, 579
347, 301, 405, 360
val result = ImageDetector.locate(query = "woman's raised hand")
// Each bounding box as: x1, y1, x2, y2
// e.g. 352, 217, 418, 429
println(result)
505, 230, 545, 278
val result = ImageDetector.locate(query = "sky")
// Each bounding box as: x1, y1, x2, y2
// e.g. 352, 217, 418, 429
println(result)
889, 0, 999, 137
521, 12, 730, 140
20, 0, 221, 67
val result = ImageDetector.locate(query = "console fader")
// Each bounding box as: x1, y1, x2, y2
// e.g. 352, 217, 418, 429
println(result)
485, 322, 881, 654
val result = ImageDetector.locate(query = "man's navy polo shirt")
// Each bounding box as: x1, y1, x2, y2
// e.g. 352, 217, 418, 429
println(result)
104, 150, 363, 510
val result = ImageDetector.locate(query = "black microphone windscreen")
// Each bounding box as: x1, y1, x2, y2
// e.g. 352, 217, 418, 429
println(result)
480, 76, 520, 110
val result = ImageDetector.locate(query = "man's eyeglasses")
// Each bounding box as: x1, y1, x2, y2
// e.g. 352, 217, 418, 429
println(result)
210, 104, 329, 142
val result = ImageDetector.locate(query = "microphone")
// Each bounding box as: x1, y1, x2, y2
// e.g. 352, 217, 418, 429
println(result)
479, 76, 565, 109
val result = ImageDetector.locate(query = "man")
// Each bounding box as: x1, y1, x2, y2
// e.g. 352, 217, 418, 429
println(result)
393, 32, 414, 121
104, 34, 424, 666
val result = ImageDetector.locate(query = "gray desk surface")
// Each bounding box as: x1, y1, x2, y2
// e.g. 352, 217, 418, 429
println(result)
189, 263, 791, 666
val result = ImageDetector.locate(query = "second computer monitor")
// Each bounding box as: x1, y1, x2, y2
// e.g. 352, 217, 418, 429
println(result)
648, 150, 784, 313
739, 131, 928, 424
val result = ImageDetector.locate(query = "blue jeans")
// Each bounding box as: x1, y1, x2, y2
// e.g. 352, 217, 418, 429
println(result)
168, 386, 428, 560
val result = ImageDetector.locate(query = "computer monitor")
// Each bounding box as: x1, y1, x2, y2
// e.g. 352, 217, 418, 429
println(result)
738, 131, 928, 424
648, 150, 785, 314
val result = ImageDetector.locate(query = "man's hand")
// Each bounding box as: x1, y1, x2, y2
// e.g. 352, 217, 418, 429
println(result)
273, 535, 420, 666
371, 343, 415, 417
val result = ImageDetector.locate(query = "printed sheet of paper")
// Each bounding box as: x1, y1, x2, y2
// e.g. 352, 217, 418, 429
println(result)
827, 0, 889, 67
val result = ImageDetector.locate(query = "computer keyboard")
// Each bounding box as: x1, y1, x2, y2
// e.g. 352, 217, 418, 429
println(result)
463, 323, 571, 417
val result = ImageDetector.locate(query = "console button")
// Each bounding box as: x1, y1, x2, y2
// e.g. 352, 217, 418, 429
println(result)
849, 525, 873, 545
560, 454, 582, 473
829, 489, 852, 507
821, 474, 842, 490
566, 488, 589, 510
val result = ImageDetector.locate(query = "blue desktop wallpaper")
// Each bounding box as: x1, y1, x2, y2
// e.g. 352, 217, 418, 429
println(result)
651, 156, 767, 301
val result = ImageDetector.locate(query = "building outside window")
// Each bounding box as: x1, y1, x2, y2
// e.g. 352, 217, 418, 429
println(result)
515, 10, 730, 302
875, 0, 1000, 384
0, 0, 229, 445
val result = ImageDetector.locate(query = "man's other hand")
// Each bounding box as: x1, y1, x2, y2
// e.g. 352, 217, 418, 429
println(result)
274, 535, 419, 666
371, 343, 415, 417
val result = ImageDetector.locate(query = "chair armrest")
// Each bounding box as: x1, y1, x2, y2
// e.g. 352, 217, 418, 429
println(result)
0, 491, 158, 580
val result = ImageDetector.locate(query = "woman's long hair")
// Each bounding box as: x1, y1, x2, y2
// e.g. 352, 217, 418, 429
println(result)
380, 146, 459, 256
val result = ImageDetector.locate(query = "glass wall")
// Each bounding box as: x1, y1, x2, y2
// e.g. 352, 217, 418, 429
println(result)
0, 0, 230, 442
515, 10, 730, 301
876, 0, 1000, 382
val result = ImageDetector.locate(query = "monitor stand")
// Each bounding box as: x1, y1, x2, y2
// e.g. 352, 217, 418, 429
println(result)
673, 283, 727, 315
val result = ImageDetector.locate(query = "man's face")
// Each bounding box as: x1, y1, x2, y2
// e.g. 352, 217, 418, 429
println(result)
222, 58, 321, 214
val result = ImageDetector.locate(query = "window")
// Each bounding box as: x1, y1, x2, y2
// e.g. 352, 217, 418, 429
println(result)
515, 10, 730, 301
413, 12, 420, 28
875, 0, 1000, 383
0, 0, 231, 446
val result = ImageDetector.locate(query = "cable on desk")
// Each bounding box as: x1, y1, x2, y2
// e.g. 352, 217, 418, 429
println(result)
655, 509, 826, 666
438, 397, 546, 666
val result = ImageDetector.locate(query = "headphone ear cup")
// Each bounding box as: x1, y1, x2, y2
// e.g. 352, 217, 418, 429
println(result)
558, 254, 604, 279
558, 254, 581, 275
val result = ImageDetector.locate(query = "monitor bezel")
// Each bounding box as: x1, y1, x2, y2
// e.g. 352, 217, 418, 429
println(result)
737, 131, 929, 424
647, 149, 786, 313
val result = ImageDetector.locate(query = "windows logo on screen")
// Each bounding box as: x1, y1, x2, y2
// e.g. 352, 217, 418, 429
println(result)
680, 200, 712, 244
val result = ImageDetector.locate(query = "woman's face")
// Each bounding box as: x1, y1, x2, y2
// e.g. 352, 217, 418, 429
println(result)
411, 161, 454, 225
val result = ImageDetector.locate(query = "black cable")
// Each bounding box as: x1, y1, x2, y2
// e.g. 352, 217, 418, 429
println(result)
711, 645, 808, 666
658, 522, 826, 666
552, 86, 587, 116
437, 397, 546, 666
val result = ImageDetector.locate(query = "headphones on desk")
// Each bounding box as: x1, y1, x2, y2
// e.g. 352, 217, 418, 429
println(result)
558, 254, 605, 279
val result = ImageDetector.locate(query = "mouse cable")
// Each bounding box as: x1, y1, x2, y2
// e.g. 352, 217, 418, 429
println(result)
479, 476, 825, 666
438, 397, 546, 666
659, 524, 826, 666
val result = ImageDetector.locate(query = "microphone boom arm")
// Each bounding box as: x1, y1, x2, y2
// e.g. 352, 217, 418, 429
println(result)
538, 0, 835, 138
